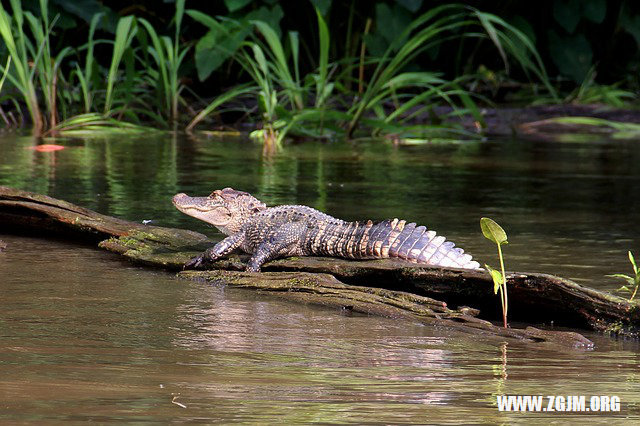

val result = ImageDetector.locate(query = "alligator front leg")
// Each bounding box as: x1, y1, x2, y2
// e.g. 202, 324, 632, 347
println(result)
184, 232, 244, 269
246, 223, 304, 272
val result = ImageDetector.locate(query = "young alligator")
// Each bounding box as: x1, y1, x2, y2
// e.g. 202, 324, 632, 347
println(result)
173, 188, 481, 272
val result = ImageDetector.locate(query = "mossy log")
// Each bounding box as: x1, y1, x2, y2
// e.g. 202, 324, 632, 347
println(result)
2, 185, 639, 346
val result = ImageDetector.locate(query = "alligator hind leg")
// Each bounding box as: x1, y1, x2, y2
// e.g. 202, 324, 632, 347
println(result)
184, 232, 244, 269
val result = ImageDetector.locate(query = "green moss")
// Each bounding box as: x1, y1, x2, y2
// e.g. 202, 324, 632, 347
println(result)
604, 321, 625, 335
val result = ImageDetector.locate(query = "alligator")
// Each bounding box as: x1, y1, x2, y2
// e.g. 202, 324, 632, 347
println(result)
173, 188, 481, 272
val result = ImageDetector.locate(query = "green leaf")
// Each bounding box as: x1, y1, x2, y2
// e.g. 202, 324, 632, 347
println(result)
583, 0, 606, 24
486, 264, 503, 294
620, 12, 640, 47
553, 0, 581, 34
397, 0, 423, 13
480, 217, 508, 245
245, 5, 284, 38
378, 3, 412, 44
191, 19, 249, 81
628, 251, 638, 275
104, 15, 137, 113
224, 0, 252, 13
607, 274, 635, 286
548, 30, 593, 84
475, 11, 509, 73
185, 83, 256, 131
315, 6, 330, 108
310, 0, 332, 16
0, 56, 10, 94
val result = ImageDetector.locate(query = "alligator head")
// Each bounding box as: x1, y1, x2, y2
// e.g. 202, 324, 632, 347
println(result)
172, 188, 266, 235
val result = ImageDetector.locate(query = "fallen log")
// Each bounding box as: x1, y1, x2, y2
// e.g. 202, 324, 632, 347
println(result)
1, 185, 638, 347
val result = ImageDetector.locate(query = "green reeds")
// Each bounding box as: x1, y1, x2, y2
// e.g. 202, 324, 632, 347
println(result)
139, 0, 188, 124
104, 15, 137, 115
45, 112, 160, 137
185, 6, 336, 145
186, 83, 256, 131
0, 0, 46, 133
71, 13, 102, 114
346, 4, 556, 137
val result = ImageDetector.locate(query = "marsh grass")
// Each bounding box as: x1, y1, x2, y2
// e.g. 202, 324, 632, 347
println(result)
45, 112, 160, 137
0, 2, 561, 143
0, 0, 159, 135
0, 0, 48, 133
138, 0, 188, 125
347, 4, 556, 137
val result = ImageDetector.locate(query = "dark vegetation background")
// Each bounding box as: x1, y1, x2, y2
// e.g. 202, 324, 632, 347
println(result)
10, 0, 640, 96
2, 0, 640, 139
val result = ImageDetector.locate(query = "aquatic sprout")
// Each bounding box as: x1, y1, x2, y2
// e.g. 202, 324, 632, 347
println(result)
480, 217, 509, 328
608, 251, 640, 302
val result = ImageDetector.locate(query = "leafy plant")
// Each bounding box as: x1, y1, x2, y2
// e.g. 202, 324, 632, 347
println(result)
608, 251, 640, 302
480, 217, 509, 328
185, 6, 335, 146
0, 0, 50, 133
346, 4, 557, 137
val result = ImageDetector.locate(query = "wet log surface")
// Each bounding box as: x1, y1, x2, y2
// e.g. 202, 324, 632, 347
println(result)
2, 185, 639, 347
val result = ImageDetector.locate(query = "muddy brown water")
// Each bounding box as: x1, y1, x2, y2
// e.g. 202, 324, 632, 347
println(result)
1, 134, 639, 422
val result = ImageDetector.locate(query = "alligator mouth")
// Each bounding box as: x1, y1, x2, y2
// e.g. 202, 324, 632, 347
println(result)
172, 193, 205, 210
172, 193, 225, 214
172, 193, 191, 207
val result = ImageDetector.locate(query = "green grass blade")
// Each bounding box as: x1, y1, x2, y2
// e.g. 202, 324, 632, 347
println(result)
0, 56, 11, 94
288, 31, 300, 86
315, 7, 330, 108
105, 15, 137, 114
252, 19, 302, 110
186, 83, 256, 131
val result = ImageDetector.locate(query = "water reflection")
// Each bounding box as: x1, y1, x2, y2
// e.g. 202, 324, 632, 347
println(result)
1, 234, 639, 422
1, 133, 639, 289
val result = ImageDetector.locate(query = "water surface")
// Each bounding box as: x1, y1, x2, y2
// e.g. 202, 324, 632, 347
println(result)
1, 133, 639, 421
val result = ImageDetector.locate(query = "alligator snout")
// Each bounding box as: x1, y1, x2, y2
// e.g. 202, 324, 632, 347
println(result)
172, 193, 188, 206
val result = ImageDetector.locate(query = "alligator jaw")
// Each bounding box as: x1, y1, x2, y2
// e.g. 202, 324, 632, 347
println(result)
172, 193, 228, 227
172, 193, 213, 211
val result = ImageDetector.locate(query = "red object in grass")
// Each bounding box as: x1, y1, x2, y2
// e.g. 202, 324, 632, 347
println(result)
29, 144, 66, 152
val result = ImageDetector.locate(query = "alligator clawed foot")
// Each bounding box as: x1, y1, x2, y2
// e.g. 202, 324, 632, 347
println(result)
184, 254, 205, 270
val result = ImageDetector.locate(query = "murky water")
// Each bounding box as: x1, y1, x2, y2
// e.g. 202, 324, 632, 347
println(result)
1, 134, 639, 421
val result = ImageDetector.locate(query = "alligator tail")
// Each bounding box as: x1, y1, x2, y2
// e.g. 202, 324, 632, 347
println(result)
340, 218, 480, 269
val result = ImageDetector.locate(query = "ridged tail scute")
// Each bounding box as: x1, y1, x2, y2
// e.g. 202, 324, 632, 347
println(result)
349, 218, 480, 269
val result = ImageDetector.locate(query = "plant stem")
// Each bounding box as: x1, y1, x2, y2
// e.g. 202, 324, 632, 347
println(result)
498, 243, 508, 328
630, 284, 639, 302
357, 18, 372, 96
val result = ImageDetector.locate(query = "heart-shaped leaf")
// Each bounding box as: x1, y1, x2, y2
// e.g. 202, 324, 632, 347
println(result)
480, 217, 508, 245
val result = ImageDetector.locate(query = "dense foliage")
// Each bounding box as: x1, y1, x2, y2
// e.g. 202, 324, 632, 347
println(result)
0, 0, 638, 143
